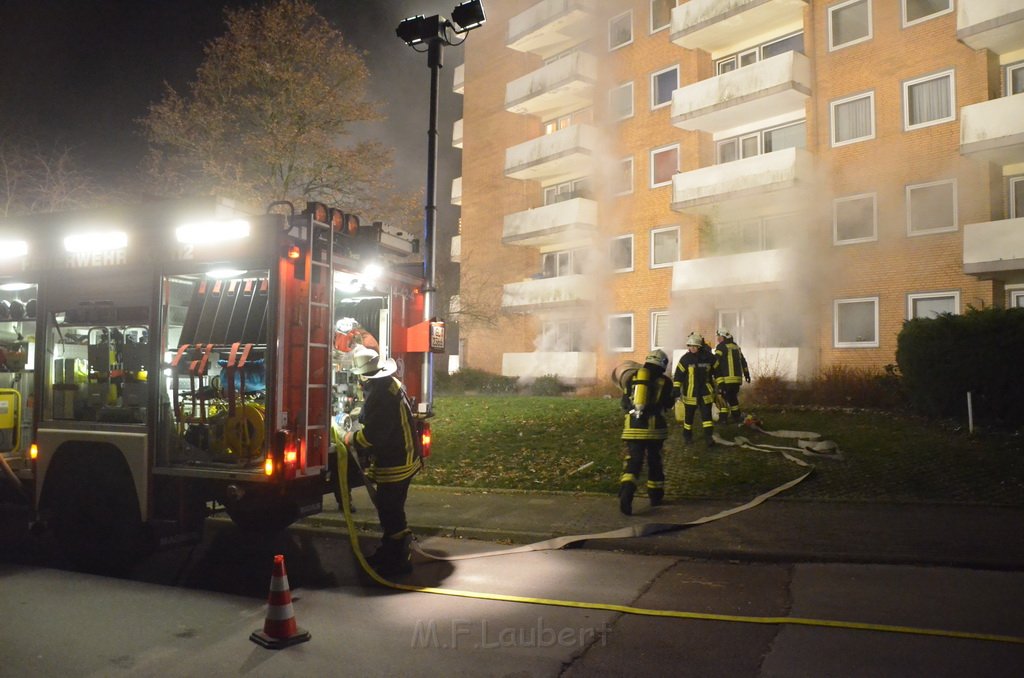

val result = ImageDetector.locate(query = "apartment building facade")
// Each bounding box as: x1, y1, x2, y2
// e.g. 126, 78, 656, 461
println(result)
450, 0, 1024, 386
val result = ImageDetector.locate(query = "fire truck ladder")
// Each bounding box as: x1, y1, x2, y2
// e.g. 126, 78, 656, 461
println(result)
301, 220, 333, 469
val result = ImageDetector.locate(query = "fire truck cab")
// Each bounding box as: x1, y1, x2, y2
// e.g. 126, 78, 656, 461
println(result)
0, 196, 429, 570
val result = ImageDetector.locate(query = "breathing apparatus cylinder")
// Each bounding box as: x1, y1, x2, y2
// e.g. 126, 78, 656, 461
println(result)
630, 367, 652, 420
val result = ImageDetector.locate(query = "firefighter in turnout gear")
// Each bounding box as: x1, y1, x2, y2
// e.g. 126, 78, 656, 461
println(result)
713, 329, 751, 424
343, 346, 422, 575
618, 349, 675, 515
673, 333, 717, 447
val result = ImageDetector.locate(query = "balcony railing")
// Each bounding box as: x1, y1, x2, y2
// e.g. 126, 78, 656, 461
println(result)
502, 197, 597, 247
451, 176, 462, 206
507, 0, 595, 58
671, 51, 811, 134
957, 0, 1024, 54
502, 351, 597, 383
960, 93, 1024, 166
963, 216, 1024, 282
671, 248, 791, 292
505, 52, 598, 119
502, 274, 594, 310
505, 124, 599, 184
452, 118, 463, 149
453, 63, 464, 95
671, 0, 808, 57
671, 146, 814, 220
450, 234, 461, 264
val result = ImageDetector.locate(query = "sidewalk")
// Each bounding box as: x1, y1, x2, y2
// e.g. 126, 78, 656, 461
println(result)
296, 485, 1024, 571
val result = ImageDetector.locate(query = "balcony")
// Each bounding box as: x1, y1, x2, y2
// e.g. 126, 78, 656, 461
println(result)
960, 93, 1024, 166
507, 0, 595, 58
748, 347, 812, 381
957, 0, 1024, 54
671, 0, 808, 58
453, 63, 464, 95
505, 124, 599, 184
502, 274, 593, 311
505, 52, 597, 120
450, 235, 461, 264
502, 351, 597, 384
963, 216, 1024, 283
671, 51, 811, 134
671, 147, 814, 220
453, 118, 463, 149
671, 248, 791, 293
502, 197, 597, 247
451, 176, 462, 206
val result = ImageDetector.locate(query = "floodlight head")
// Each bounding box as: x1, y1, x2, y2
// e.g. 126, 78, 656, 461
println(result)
396, 14, 443, 45
450, 0, 486, 33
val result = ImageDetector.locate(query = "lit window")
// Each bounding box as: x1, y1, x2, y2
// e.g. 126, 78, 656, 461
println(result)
608, 314, 634, 352
834, 193, 877, 244
616, 157, 634, 195
906, 179, 957, 236
902, 0, 952, 27
651, 311, 670, 350
831, 92, 875, 146
651, 226, 678, 268
650, 144, 678, 188
908, 291, 958, 319
904, 70, 955, 130
829, 0, 871, 51
834, 297, 878, 347
610, 235, 633, 272
609, 11, 632, 51
610, 82, 634, 121
650, 0, 675, 33
651, 66, 678, 109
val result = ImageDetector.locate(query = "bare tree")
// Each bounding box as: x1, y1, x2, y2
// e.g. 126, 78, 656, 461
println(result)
139, 0, 418, 227
0, 141, 102, 216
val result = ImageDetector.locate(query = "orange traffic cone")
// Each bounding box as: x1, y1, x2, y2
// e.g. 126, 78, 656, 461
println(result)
250, 554, 311, 649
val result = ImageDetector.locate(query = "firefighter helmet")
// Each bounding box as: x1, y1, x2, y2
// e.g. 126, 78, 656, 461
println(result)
717, 328, 732, 339
644, 349, 668, 370
350, 345, 398, 378
686, 332, 703, 347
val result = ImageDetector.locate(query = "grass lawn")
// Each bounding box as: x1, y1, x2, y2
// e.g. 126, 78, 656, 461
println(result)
418, 396, 1024, 506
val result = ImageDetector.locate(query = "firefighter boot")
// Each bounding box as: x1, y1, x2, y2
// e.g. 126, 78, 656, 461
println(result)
367, 531, 413, 576
648, 487, 664, 507
705, 430, 716, 448
618, 482, 635, 516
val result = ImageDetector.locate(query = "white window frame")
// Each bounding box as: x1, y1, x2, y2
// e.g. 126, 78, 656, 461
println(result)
902, 0, 952, 28
610, 234, 634, 273
650, 65, 678, 110
1007, 62, 1024, 96
608, 313, 634, 352
617, 156, 634, 196
650, 0, 675, 34
1011, 176, 1024, 219
906, 178, 958, 236
610, 81, 634, 121
907, 291, 959, 320
1010, 289, 1024, 308
834, 296, 879, 348
609, 10, 633, 51
833, 192, 878, 245
649, 144, 679, 188
651, 311, 670, 350
828, 0, 872, 52
650, 226, 679, 269
903, 69, 956, 131
831, 91, 875, 147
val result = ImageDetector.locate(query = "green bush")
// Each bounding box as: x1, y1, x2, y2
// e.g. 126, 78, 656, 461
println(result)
528, 374, 571, 396
749, 365, 902, 410
434, 367, 519, 395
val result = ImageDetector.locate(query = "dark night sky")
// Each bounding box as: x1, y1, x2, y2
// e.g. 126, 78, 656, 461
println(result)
0, 0, 464, 210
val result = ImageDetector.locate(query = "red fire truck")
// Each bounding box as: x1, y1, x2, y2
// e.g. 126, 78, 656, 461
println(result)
0, 196, 432, 570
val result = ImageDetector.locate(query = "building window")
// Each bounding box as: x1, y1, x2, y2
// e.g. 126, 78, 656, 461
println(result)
651, 311, 670, 349
715, 31, 804, 73
1011, 290, 1024, 308
717, 121, 805, 164
542, 248, 584, 278
834, 193, 877, 244
712, 215, 791, 255
1011, 176, 1024, 219
650, 0, 676, 33
834, 297, 878, 347
1007, 62, 1024, 96
610, 82, 634, 121
907, 179, 957, 236
542, 320, 584, 352
610, 235, 634, 272
616, 157, 634, 195
651, 66, 678, 110
543, 113, 571, 136
904, 70, 955, 130
544, 178, 590, 205
902, 0, 952, 27
609, 10, 632, 51
829, 0, 871, 51
650, 144, 679, 188
651, 226, 679, 268
608, 313, 634, 352
907, 291, 959, 319
831, 92, 875, 146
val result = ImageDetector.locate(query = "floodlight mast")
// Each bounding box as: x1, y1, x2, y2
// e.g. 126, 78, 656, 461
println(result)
396, 2, 485, 416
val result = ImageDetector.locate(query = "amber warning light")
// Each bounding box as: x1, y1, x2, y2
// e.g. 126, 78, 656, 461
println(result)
287, 245, 301, 259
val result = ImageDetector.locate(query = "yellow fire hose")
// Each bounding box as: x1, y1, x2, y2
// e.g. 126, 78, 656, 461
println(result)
335, 441, 1024, 646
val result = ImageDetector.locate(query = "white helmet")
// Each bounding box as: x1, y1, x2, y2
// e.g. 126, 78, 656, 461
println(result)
350, 345, 398, 379
717, 328, 732, 339
686, 332, 703, 347
336, 317, 359, 333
